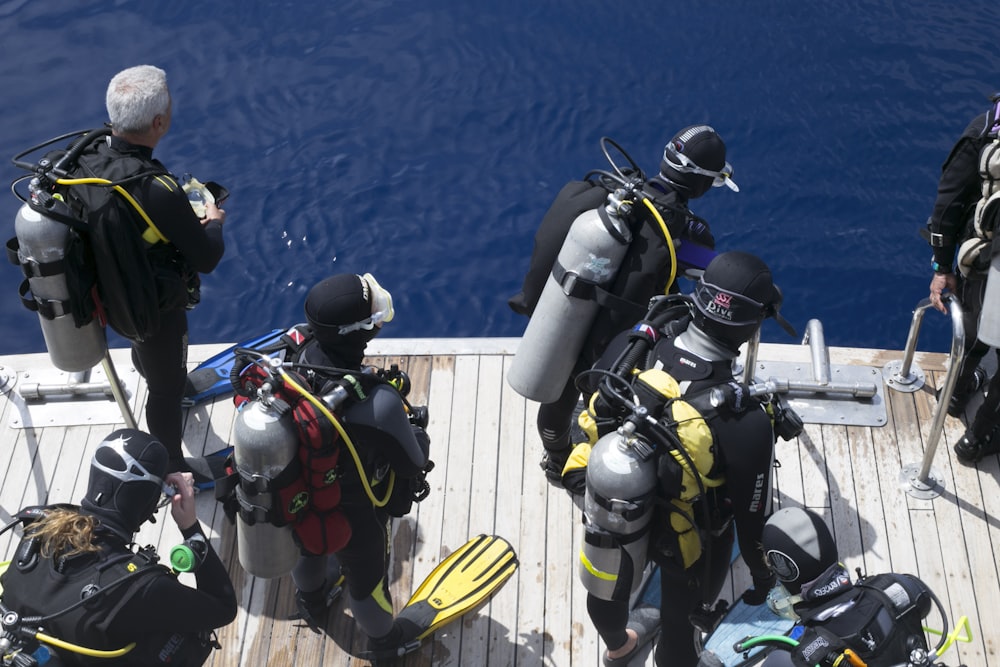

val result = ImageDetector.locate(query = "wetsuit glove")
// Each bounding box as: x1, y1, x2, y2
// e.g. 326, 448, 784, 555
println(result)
740, 573, 775, 606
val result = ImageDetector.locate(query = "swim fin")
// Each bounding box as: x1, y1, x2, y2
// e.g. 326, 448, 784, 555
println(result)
182, 328, 286, 407
361, 534, 518, 661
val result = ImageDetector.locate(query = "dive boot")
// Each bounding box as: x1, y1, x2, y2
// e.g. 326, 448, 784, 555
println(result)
362, 622, 422, 663
941, 366, 987, 418
953, 427, 1000, 464
291, 582, 343, 633
540, 449, 570, 488
290, 561, 345, 634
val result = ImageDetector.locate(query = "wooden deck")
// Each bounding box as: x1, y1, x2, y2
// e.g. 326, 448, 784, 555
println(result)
0, 338, 996, 667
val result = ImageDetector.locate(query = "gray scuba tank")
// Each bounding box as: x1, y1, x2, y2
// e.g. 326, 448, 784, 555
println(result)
233, 396, 301, 579
507, 192, 633, 404
979, 249, 1000, 347
13, 202, 106, 372
579, 423, 658, 601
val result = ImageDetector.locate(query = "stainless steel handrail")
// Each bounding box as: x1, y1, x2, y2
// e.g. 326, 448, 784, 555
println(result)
893, 295, 965, 498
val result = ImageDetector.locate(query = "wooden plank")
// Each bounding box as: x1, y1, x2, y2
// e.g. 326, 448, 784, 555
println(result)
822, 423, 865, 576
870, 381, 919, 576
842, 425, 892, 575
514, 399, 548, 666
491, 354, 527, 667
428, 354, 479, 665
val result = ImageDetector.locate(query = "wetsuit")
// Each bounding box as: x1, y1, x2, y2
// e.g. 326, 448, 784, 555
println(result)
291, 340, 430, 641
586, 320, 775, 667
94, 136, 225, 468
926, 111, 1000, 442
0, 517, 236, 666
531, 178, 715, 468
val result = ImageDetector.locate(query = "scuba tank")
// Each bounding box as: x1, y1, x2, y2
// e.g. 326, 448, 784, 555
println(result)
979, 246, 1000, 347
507, 190, 634, 404
12, 199, 106, 373
579, 415, 659, 601
233, 393, 301, 579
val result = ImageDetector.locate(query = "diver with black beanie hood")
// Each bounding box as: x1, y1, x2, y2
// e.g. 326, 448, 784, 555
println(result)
510, 125, 739, 487
280, 273, 432, 653
565, 251, 796, 667
0, 429, 236, 665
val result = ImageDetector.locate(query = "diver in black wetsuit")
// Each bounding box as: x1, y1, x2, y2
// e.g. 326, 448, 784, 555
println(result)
99, 65, 226, 475
252, 273, 432, 654
508, 126, 738, 486
567, 252, 794, 667
925, 95, 1000, 463
0, 429, 237, 666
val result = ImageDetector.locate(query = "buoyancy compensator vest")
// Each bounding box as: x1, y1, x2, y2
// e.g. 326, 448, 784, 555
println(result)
954, 95, 1000, 278
961, 95, 1000, 346
218, 333, 432, 577
792, 572, 934, 667
0, 505, 216, 666
8, 128, 185, 350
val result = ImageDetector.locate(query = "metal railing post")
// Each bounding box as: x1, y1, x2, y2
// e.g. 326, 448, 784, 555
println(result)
896, 295, 965, 499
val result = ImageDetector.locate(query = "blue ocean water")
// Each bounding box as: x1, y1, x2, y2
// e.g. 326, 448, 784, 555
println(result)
1, 1, 998, 356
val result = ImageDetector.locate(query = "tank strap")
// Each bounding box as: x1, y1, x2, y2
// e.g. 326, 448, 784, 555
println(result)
551, 260, 648, 320
17, 278, 72, 319
588, 488, 656, 522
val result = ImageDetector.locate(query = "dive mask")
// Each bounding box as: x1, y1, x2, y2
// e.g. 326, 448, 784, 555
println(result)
663, 143, 739, 192
338, 272, 395, 335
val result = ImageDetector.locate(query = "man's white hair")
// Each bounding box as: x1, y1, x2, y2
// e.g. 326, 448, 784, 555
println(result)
105, 65, 170, 134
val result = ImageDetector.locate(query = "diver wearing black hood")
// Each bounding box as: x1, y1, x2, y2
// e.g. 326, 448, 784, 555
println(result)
278, 273, 432, 653
0, 429, 236, 666
567, 251, 796, 667
509, 125, 739, 486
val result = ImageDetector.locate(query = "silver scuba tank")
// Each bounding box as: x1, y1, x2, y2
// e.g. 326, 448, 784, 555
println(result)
13, 202, 106, 372
507, 192, 633, 404
978, 249, 1000, 347
234, 396, 301, 579
579, 422, 658, 601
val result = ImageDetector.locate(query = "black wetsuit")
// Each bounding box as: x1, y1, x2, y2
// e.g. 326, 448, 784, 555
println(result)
99, 136, 225, 467
291, 340, 430, 640
527, 178, 715, 461
0, 518, 236, 666
586, 323, 775, 667
926, 111, 1000, 440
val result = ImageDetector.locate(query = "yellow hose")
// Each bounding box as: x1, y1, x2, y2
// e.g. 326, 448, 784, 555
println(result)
55, 177, 168, 244
37, 631, 135, 658
642, 198, 677, 292
277, 368, 394, 507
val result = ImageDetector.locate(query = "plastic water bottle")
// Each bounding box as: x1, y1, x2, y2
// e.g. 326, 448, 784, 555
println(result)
766, 584, 801, 620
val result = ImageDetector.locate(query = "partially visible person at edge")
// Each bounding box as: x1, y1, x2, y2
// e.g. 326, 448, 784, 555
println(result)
747, 507, 936, 667
0, 429, 237, 666
104, 65, 226, 477
244, 273, 432, 653
566, 251, 794, 667
925, 93, 1000, 464
508, 125, 739, 487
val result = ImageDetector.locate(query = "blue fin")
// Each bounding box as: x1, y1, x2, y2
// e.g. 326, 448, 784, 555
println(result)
182, 329, 285, 407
